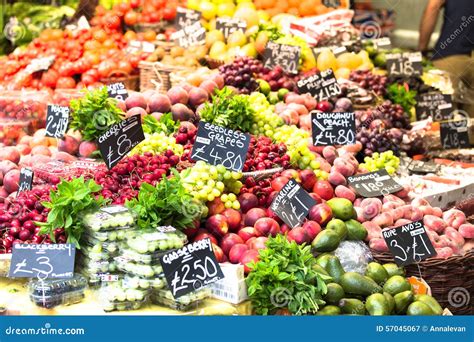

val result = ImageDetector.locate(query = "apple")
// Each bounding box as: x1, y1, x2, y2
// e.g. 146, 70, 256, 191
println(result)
207, 198, 225, 216
220, 233, 244, 255
240, 249, 260, 273
212, 243, 225, 263
313, 180, 334, 200
206, 214, 229, 237
287, 226, 308, 244
194, 229, 218, 245
308, 192, 323, 204
308, 203, 333, 226
229, 244, 249, 264
222, 208, 242, 232
302, 220, 321, 240
238, 226, 258, 242
299, 169, 317, 191
281, 169, 300, 181
271, 176, 290, 192
243, 208, 267, 227
254, 217, 280, 237
238, 193, 259, 213
316, 100, 333, 112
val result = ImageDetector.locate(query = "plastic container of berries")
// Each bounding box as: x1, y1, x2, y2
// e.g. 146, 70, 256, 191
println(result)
150, 288, 211, 311
100, 281, 149, 312
115, 256, 164, 278
0, 90, 51, 130
28, 274, 87, 309
123, 274, 167, 291
0, 118, 32, 145
125, 226, 187, 254
82, 205, 137, 232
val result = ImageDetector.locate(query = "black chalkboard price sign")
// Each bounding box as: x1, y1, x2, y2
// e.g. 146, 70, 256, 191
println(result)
191, 121, 250, 172
45, 105, 69, 138
270, 179, 317, 228
9, 244, 76, 279
347, 169, 403, 198
175, 7, 201, 29
216, 18, 247, 39
18, 167, 34, 193
171, 21, 206, 48
415, 92, 452, 121
160, 238, 224, 299
98, 115, 145, 169
440, 119, 470, 149
263, 41, 301, 75
311, 111, 356, 146
107, 82, 128, 101
297, 69, 341, 102
386, 52, 423, 77
382, 220, 436, 266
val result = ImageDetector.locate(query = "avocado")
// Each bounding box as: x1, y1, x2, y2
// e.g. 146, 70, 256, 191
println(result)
365, 262, 389, 285
383, 263, 405, 277
312, 229, 341, 252
383, 292, 395, 314
383, 275, 412, 296
406, 301, 435, 315
324, 283, 345, 305
340, 272, 382, 296
312, 264, 330, 277
326, 219, 348, 240
339, 298, 366, 315
345, 219, 368, 240
394, 290, 414, 314
326, 256, 345, 283
315, 253, 332, 269
326, 198, 356, 221
366, 293, 390, 316
316, 305, 341, 315
415, 294, 443, 315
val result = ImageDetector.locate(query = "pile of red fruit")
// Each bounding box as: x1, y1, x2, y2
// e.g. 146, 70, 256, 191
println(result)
243, 136, 289, 172
349, 70, 388, 97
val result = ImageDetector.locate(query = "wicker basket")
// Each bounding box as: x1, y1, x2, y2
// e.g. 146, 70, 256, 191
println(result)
371, 249, 474, 315
139, 61, 192, 93
100, 72, 139, 91
242, 167, 283, 181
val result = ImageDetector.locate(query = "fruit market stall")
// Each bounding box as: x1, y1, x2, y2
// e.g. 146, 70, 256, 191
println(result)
0, 0, 472, 317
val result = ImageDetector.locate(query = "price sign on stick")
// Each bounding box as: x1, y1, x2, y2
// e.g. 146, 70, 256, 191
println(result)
9, 244, 76, 279
107, 82, 129, 101
382, 221, 436, 266
311, 111, 356, 146
98, 115, 145, 169
191, 122, 250, 172
160, 238, 224, 299
45, 105, 69, 138
440, 119, 470, 149
348, 169, 403, 198
216, 18, 247, 39
270, 179, 317, 228
386, 52, 423, 77
175, 7, 201, 29
297, 69, 341, 101
263, 41, 301, 75
18, 167, 34, 193
171, 21, 206, 48
415, 92, 452, 121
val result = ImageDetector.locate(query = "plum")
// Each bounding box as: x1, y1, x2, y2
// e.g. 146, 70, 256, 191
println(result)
334, 185, 356, 202
458, 223, 474, 239
148, 94, 171, 113
188, 87, 209, 108
442, 209, 466, 229
171, 103, 194, 122
394, 218, 412, 226
125, 93, 147, 110
167, 86, 189, 105
423, 215, 447, 234
3, 169, 20, 193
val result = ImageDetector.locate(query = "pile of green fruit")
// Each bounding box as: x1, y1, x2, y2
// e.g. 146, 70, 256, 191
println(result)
314, 255, 443, 316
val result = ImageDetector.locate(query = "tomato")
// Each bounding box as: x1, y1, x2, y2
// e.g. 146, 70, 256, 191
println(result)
152, 0, 165, 9
117, 60, 133, 75
163, 7, 177, 21
41, 69, 59, 88
143, 30, 157, 42
84, 52, 101, 65
84, 39, 101, 51
124, 11, 138, 26
58, 62, 75, 77
56, 77, 76, 89
81, 74, 96, 86
129, 0, 140, 9
118, 3, 131, 12
92, 29, 107, 43
105, 14, 122, 30
102, 39, 117, 49
97, 60, 118, 79
123, 31, 137, 41
149, 11, 162, 23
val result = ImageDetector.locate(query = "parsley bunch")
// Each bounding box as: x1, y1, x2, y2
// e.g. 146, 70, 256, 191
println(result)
387, 83, 417, 113
37, 177, 107, 248
246, 235, 330, 315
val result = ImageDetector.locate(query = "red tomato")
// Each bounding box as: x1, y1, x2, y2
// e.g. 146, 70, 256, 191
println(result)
149, 11, 162, 22
124, 11, 138, 26
97, 60, 118, 79
58, 62, 75, 77
117, 60, 133, 75
163, 7, 177, 21
56, 77, 76, 89
152, 0, 165, 9
41, 69, 59, 88
105, 14, 122, 30
129, 0, 140, 9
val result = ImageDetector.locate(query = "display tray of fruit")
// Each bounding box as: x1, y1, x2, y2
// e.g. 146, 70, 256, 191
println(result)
123, 274, 167, 291
150, 288, 212, 311
28, 274, 87, 309
100, 281, 150, 312
76, 257, 118, 275
115, 256, 164, 279
119, 247, 172, 265
82, 206, 137, 232
125, 229, 187, 254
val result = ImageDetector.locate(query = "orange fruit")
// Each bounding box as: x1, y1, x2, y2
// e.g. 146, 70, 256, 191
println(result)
124, 30, 137, 41
93, 29, 107, 43
287, 7, 299, 15
143, 30, 157, 42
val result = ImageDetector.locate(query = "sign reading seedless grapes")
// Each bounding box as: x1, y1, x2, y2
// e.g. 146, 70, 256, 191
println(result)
191, 122, 250, 172
311, 111, 356, 146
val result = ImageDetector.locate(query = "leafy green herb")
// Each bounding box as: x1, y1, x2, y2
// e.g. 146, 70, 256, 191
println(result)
387, 83, 417, 113
253, 23, 284, 41
143, 113, 179, 135
126, 169, 203, 230
200, 87, 255, 132
69, 87, 125, 141
36, 177, 107, 248
246, 235, 330, 315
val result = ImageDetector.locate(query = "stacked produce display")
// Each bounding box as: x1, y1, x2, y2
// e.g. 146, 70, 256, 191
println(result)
0, 0, 472, 317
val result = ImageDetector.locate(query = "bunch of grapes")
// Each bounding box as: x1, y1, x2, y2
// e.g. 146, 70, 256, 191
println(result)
349, 70, 388, 96
356, 127, 400, 157
256, 65, 298, 91
219, 57, 262, 94
360, 151, 400, 175
180, 161, 243, 208
357, 100, 411, 130
130, 132, 184, 156
248, 92, 283, 139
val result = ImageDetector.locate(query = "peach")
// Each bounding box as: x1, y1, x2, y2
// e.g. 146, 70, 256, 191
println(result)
431, 207, 443, 218
207, 198, 225, 216
200, 80, 219, 96
229, 244, 249, 264
409, 207, 424, 221
299, 169, 317, 191
194, 230, 218, 245
206, 214, 228, 237
167, 86, 189, 105
308, 203, 333, 226
372, 212, 394, 228
423, 215, 447, 234
362, 221, 382, 241
322, 146, 338, 165
439, 236, 462, 255
0, 186, 8, 202
298, 114, 311, 131
0, 160, 18, 176
148, 94, 171, 113
316, 157, 332, 172
333, 158, 354, 177
427, 230, 441, 248
442, 209, 466, 229
79, 141, 98, 158
312, 180, 334, 201
458, 223, 474, 239
382, 202, 398, 212
3, 169, 20, 193
248, 236, 268, 250
127, 107, 147, 120
15, 144, 31, 155
125, 93, 147, 110
238, 226, 258, 242
188, 87, 209, 108
302, 220, 321, 241
222, 208, 242, 232
434, 247, 453, 259
411, 197, 430, 207
19, 135, 32, 146
334, 185, 356, 202
254, 217, 280, 237
382, 194, 405, 206
287, 103, 309, 116
31, 145, 51, 156
328, 170, 347, 186
287, 226, 309, 244
355, 207, 365, 222
369, 238, 388, 252
220, 233, 244, 256
0, 147, 20, 164
445, 227, 465, 247
395, 218, 412, 226
244, 208, 267, 227
240, 249, 259, 273
419, 205, 435, 216
212, 243, 225, 263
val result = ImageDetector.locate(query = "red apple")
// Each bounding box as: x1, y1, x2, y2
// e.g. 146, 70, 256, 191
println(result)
207, 198, 225, 216
184, 227, 199, 239
206, 214, 229, 237
244, 208, 267, 227
229, 244, 249, 264
299, 169, 317, 191
240, 249, 260, 273
312, 180, 334, 200
212, 243, 225, 263
254, 217, 280, 237
222, 208, 242, 232
308, 192, 323, 204
287, 226, 309, 244
271, 176, 290, 192
238, 226, 258, 241
220, 233, 244, 256
238, 193, 258, 213
316, 100, 333, 112
194, 229, 218, 245
302, 220, 322, 241
281, 169, 300, 181
308, 203, 333, 226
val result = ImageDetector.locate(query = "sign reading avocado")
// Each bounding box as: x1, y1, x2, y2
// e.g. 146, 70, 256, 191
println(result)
347, 169, 403, 198
382, 220, 436, 266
